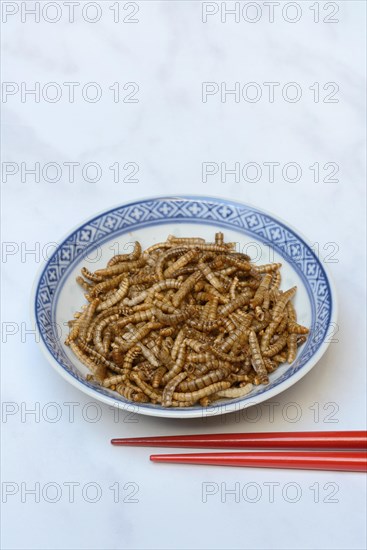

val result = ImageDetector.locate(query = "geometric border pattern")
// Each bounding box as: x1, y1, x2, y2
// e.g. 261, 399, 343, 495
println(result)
34, 196, 333, 411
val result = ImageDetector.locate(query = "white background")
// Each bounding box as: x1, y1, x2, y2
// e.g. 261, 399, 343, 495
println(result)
1, 1, 366, 549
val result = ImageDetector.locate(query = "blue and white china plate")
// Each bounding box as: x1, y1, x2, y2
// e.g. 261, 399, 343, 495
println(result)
33, 196, 337, 418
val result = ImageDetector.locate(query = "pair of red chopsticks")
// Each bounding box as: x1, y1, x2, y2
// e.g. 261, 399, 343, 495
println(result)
111, 430, 367, 472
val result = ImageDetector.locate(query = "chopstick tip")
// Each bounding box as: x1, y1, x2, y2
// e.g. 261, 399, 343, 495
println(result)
150, 454, 169, 462
111, 438, 131, 445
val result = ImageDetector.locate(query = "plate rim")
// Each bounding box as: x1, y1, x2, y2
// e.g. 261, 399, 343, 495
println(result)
31, 194, 338, 419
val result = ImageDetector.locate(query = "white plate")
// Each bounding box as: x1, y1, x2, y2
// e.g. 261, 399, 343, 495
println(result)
33, 195, 337, 418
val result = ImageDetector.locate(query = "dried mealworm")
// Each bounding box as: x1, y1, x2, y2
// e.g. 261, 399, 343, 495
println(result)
172, 271, 202, 307
198, 261, 226, 293
201, 286, 229, 304
219, 266, 238, 277
215, 232, 224, 245
102, 374, 126, 388
192, 360, 227, 376
163, 249, 199, 278
186, 318, 221, 332
116, 321, 162, 352
287, 333, 298, 364
65, 308, 86, 344
276, 312, 288, 335
185, 352, 215, 363
177, 367, 229, 392
151, 300, 175, 314
94, 257, 145, 278
86, 306, 132, 343
176, 243, 235, 253
112, 308, 156, 331
263, 332, 288, 357
159, 327, 176, 340
155, 247, 188, 280
107, 241, 142, 266
228, 372, 251, 383
119, 345, 141, 375
69, 341, 106, 382
162, 342, 187, 384
237, 278, 261, 289
172, 380, 231, 403
200, 300, 212, 322
263, 357, 278, 373
152, 366, 167, 388
171, 328, 186, 361
149, 279, 182, 295
116, 382, 150, 403
76, 276, 93, 292
78, 298, 100, 341
185, 327, 212, 343
251, 315, 272, 333
229, 276, 239, 301
96, 278, 129, 311
260, 316, 283, 352
132, 361, 156, 382
286, 301, 296, 324
230, 251, 251, 261
288, 322, 309, 335
129, 269, 158, 286
185, 338, 206, 353
273, 352, 288, 363
250, 273, 273, 308
144, 242, 173, 254
130, 373, 163, 402
207, 296, 219, 322
211, 347, 247, 363
218, 292, 252, 317
270, 269, 281, 291
90, 273, 125, 297
215, 383, 253, 398
272, 286, 297, 321
262, 290, 270, 311
297, 335, 307, 346
78, 340, 121, 373
171, 265, 197, 278
81, 267, 104, 282
93, 313, 120, 355
135, 342, 160, 367
142, 342, 170, 367
219, 255, 252, 272
219, 321, 251, 353
199, 397, 213, 407
154, 306, 195, 326
168, 235, 205, 244
254, 263, 282, 274
255, 306, 265, 321
287, 300, 309, 334
248, 330, 269, 384
162, 371, 188, 407
221, 317, 238, 333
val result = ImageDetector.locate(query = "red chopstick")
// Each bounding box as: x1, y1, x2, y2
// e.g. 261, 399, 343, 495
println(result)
111, 430, 367, 450
150, 451, 367, 472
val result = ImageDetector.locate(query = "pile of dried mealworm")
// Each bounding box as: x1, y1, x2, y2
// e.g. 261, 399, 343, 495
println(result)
65, 233, 309, 408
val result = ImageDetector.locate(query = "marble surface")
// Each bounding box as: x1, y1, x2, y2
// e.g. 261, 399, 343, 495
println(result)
1, 1, 366, 549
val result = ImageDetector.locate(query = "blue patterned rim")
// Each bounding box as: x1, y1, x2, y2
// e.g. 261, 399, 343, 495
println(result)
33, 196, 336, 418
